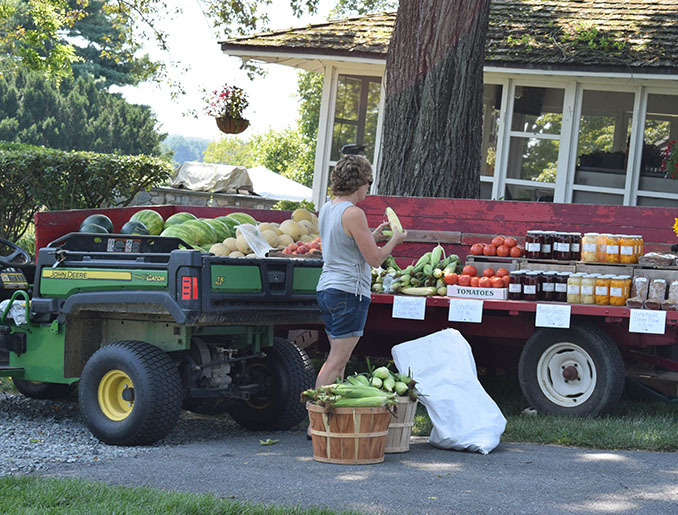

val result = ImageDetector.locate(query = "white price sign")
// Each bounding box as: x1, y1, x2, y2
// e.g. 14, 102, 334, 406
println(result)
629, 309, 666, 334
535, 303, 571, 328
392, 295, 426, 320
448, 298, 484, 323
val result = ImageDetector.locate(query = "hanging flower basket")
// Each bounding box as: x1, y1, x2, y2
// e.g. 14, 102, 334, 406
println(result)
216, 117, 249, 134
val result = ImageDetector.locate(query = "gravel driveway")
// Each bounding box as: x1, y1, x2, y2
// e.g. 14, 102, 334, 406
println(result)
3, 392, 678, 514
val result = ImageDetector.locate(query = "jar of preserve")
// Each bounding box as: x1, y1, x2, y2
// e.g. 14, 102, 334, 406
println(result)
581, 274, 598, 304
541, 271, 557, 301
595, 275, 611, 305
540, 232, 555, 260
567, 273, 584, 304
523, 271, 540, 301
632, 235, 644, 261
605, 235, 620, 263
508, 270, 524, 300
581, 233, 598, 262
553, 233, 571, 261
570, 233, 582, 261
525, 231, 542, 259
596, 234, 610, 262
619, 235, 635, 264
620, 275, 632, 300
554, 272, 571, 302
609, 275, 627, 306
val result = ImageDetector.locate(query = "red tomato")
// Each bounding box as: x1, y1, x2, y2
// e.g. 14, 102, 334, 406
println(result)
502, 275, 511, 287
496, 245, 510, 257
478, 277, 492, 288
491, 236, 505, 248
462, 265, 477, 277
482, 267, 495, 278
444, 272, 459, 285
504, 237, 518, 248
491, 276, 505, 288
458, 274, 472, 286
470, 276, 480, 287
496, 267, 509, 277
483, 245, 497, 256
470, 243, 484, 255
510, 245, 524, 258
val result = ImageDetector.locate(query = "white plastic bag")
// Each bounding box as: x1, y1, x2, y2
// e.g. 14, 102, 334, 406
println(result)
236, 224, 273, 258
391, 328, 506, 454
0, 299, 27, 325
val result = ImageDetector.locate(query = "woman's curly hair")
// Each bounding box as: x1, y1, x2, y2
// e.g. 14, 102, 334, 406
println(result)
329, 154, 373, 196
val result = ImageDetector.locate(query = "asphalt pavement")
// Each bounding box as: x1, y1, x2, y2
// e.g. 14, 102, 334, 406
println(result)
38, 429, 678, 514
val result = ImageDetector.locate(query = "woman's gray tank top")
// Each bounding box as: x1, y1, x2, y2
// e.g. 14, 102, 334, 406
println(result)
316, 200, 371, 298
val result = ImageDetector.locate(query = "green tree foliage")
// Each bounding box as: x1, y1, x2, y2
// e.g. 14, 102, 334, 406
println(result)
0, 69, 164, 155
330, 0, 398, 17
203, 136, 257, 168
162, 134, 211, 165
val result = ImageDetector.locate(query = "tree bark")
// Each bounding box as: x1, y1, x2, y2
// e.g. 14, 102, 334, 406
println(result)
377, 0, 491, 198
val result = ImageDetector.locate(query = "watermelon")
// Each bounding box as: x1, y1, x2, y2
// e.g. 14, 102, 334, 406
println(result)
164, 212, 197, 228
120, 220, 149, 235
160, 224, 200, 248
216, 216, 239, 236
80, 214, 113, 233
79, 223, 109, 234
225, 212, 257, 225
130, 209, 164, 235
181, 220, 217, 245
202, 218, 231, 241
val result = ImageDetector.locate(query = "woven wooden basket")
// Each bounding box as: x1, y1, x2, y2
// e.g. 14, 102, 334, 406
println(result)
215, 117, 249, 134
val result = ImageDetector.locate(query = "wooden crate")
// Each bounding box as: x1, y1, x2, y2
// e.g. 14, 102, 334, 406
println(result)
575, 262, 635, 275
520, 259, 577, 273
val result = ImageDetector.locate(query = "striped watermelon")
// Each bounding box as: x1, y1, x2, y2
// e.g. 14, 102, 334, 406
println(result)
164, 212, 197, 228
130, 209, 164, 235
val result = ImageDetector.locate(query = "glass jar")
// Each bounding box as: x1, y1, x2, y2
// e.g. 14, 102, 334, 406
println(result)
567, 273, 584, 304
525, 231, 542, 259
541, 232, 555, 260
596, 234, 610, 262
523, 271, 540, 301
619, 235, 635, 264
554, 272, 571, 303
508, 270, 524, 300
609, 275, 627, 306
581, 233, 598, 262
540, 271, 557, 301
632, 235, 644, 262
570, 233, 582, 261
581, 274, 598, 305
605, 235, 620, 263
595, 275, 611, 305
553, 233, 571, 261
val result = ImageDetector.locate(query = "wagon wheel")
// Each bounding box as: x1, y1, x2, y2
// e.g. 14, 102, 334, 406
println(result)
518, 323, 625, 416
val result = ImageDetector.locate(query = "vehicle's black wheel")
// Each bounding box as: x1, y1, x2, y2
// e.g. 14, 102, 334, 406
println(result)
79, 340, 182, 445
518, 323, 625, 415
228, 338, 315, 431
12, 379, 78, 400
182, 398, 230, 416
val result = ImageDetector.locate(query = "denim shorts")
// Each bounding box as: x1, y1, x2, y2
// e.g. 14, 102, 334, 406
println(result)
317, 288, 371, 339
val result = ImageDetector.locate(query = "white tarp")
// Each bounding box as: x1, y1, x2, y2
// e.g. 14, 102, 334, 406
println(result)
171, 162, 253, 193
246, 166, 313, 202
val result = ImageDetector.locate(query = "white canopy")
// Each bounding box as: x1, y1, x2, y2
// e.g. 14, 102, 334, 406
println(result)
246, 165, 313, 202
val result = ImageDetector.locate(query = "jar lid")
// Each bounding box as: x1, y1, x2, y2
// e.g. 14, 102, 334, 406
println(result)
583, 232, 600, 236
526, 271, 541, 275
544, 271, 558, 275
557, 271, 573, 276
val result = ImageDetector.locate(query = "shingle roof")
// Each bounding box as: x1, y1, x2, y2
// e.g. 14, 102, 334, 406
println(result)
222, 1, 678, 73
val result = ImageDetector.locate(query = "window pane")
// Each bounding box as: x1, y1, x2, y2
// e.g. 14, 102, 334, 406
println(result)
504, 184, 554, 202
638, 93, 678, 192
363, 80, 382, 163
331, 123, 358, 161
572, 190, 623, 206
335, 77, 361, 121
510, 87, 564, 134
482, 84, 502, 176
574, 90, 634, 189
506, 137, 559, 182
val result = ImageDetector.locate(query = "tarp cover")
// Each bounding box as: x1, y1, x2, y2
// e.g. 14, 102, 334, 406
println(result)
171, 162, 253, 192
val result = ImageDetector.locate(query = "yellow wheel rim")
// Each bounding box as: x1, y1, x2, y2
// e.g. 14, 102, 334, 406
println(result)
97, 370, 134, 421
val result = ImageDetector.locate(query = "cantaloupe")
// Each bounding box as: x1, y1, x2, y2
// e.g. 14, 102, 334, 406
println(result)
260, 229, 279, 247
209, 243, 230, 256
291, 208, 314, 223
223, 237, 238, 252
236, 234, 251, 254
277, 234, 294, 247
280, 220, 302, 240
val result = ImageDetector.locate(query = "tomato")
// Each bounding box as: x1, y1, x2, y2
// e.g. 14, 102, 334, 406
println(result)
458, 274, 472, 286
491, 276, 505, 288
491, 236, 505, 247
444, 272, 458, 285
482, 267, 495, 278
496, 267, 509, 277
496, 245, 510, 257
502, 275, 511, 287
483, 244, 497, 256
470, 243, 484, 255
462, 265, 477, 276
504, 237, 518, 248
510, 245, 524, 257
478, 277, 492, 288
470, 276, 480, 287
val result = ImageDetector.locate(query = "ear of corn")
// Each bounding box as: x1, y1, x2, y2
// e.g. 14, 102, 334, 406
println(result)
332, 395, 396, 407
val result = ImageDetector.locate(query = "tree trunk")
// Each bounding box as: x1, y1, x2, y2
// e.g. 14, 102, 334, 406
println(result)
377, 0, 491, 198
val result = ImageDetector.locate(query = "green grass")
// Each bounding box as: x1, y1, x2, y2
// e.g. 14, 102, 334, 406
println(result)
0, 476, 356, 515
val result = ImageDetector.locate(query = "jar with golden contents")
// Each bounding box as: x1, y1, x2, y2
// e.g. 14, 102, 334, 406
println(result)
596, 234, 609, 262
605, 235, 620, 263
567, 273, 584, 304
609, 275, 627, 306
632, 235, 644, 262
619, 235, 635, 264
595, 275, 611, 305
581, 233, 598, 262
581, 274, 598, 305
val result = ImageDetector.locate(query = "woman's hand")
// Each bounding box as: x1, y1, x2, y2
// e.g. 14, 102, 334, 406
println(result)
371, 221, 390, 242
390, 228, 408, 246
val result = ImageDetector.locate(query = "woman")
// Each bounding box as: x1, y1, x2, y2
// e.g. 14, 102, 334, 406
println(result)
312, 154, 407, 426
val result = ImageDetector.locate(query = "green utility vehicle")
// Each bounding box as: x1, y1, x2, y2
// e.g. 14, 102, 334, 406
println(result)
0, 233, 322, 445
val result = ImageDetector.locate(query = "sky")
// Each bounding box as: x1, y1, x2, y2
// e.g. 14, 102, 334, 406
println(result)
116, 1, 336, 141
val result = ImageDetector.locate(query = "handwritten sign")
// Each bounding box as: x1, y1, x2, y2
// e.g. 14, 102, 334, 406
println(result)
392, 295, 426, 320
448, 298, 484, 323
629, 309, 666, 335
535, 304, 571, 328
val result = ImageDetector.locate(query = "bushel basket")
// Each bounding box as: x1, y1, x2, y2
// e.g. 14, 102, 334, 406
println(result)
384, 397, 418, 453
